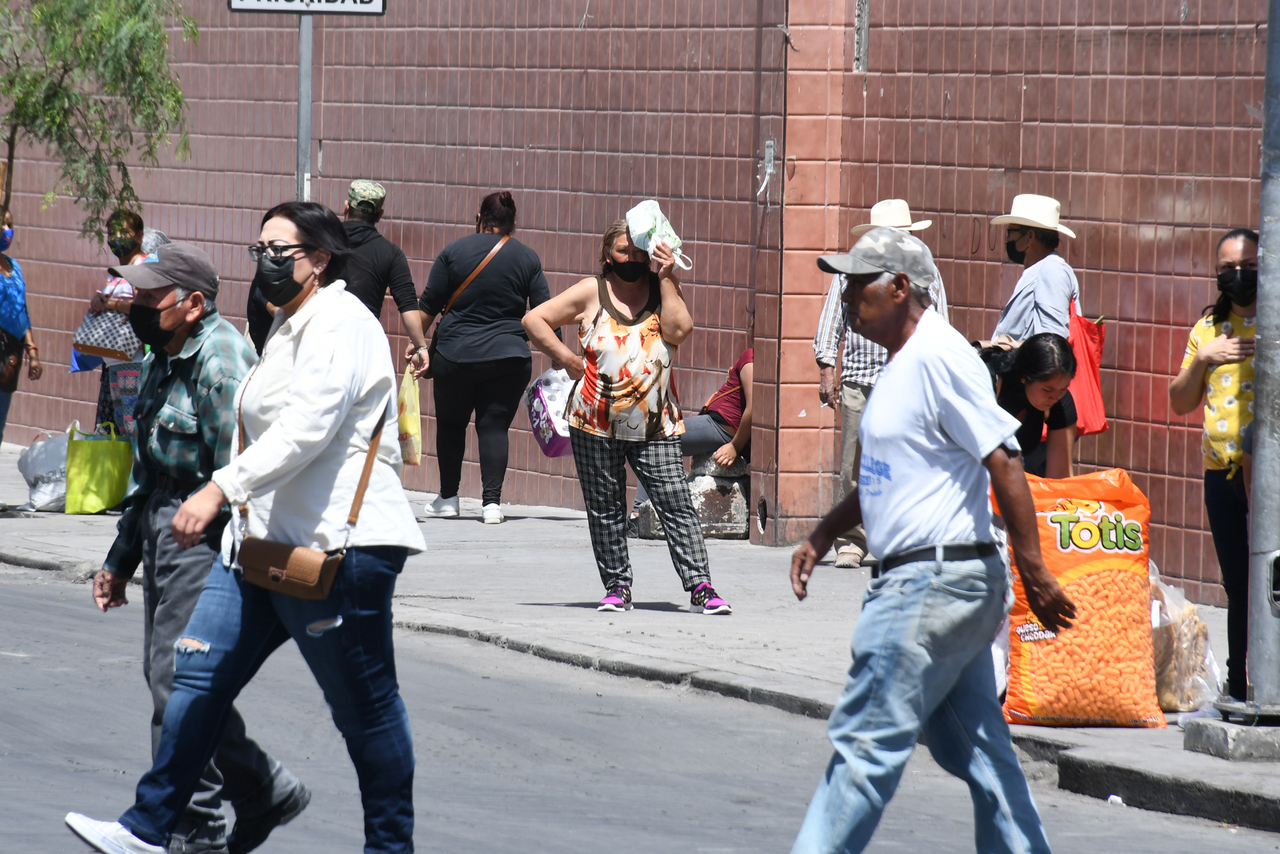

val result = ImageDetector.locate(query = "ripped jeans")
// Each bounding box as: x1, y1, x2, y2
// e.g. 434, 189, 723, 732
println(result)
120, 546, 415, 854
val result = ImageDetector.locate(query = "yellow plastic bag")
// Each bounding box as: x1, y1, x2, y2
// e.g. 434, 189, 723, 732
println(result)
397, 366, 421, 466
1004, 468, 1165, 728
65, 423, 133, 514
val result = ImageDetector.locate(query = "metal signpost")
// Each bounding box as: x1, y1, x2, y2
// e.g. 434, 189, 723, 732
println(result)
228, 0, 387, 201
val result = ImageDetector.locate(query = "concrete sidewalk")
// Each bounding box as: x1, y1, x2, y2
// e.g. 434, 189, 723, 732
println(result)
2, 442, 1277, 833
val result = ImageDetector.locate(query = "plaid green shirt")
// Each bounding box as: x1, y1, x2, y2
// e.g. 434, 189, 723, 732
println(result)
104, 308, 257, 579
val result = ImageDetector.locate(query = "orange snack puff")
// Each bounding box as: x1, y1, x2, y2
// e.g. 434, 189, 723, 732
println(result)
1003, 468, 1165, 728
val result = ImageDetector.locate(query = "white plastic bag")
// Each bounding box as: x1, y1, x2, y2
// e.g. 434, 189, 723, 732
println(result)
17, 425, 71, 512
1150, 562, 1221, 712
625, 199, 692, 270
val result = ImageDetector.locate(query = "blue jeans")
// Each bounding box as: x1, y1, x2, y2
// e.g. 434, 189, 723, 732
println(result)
792, 553, 1052, 854
120, 546, 415, 854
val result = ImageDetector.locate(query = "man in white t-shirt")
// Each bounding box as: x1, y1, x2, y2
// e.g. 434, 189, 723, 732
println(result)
788, 227, 1076, 854
991, 194, 1079, 341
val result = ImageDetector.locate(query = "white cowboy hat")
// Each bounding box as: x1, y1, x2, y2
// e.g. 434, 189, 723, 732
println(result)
990, 194, 1077, 239
848, 199, 933, 239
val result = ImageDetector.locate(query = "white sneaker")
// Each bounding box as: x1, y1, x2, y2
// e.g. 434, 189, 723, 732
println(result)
482, 503, 504, 524
422, 495, 460, 518
65, 814, 165, 854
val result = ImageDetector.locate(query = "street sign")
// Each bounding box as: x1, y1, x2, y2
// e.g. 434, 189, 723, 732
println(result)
228, 0, 386, 14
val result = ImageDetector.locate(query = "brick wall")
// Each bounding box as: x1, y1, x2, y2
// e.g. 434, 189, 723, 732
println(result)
4, 1, 783, 513
771, 0, 1265, 603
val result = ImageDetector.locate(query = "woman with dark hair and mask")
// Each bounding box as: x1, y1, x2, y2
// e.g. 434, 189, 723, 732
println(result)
978, 332, 1077, 479
86, 208, 148, 431
414, 190, 552, 524
1169, 227, 1258, 703
0, 208, 45, 443
64, 201, 426, 854
522, 218, 732, 616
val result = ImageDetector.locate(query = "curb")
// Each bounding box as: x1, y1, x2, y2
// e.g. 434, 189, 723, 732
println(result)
0, 547, 97, 582
393, 618, 834, 720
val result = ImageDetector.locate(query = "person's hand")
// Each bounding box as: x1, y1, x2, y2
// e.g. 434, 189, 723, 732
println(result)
791, 526, 837, 601
172, 483, 227, 550
92, 569, 129, 612
712, 442, 739, 467
652, 241, 676, 281
1198, 333, 1255, 365
1020, 566, 1077, 634
818, 366, 838, 407
89, 291, 109, 314
562, 355, 586, 382
26, 352, 42, 381
411, 349, 430, 379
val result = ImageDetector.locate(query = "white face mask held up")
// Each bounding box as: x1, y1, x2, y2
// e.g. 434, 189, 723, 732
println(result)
626, 199, 693, 270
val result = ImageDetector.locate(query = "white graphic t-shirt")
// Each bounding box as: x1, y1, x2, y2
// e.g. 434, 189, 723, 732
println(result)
859, 310, 1022, 559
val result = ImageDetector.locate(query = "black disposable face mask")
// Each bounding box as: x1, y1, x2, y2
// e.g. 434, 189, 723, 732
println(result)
109, 236, 139, 260
1216, 267, 1258, 306
1005, 239, 1027, 265
256, 254, 305, 306
128, 303, 177, 349
612, 260, 649, 282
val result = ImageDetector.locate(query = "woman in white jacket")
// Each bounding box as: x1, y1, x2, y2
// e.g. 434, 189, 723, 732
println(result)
67, 202, 426, 854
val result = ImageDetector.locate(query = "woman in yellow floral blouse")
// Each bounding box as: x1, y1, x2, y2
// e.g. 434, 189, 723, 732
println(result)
1169, 227, 1257, 702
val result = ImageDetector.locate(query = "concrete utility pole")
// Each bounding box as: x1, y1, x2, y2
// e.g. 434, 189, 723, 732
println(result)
1244, 0, 1280, 714
296, 13, 312, 202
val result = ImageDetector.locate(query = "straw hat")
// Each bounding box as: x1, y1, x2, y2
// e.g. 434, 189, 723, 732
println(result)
990, 194, 1076, 239
848, 199, 933, 239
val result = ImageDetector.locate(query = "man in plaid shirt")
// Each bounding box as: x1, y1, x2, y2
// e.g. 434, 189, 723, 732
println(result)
813, 201, 948, 567
92, 243, 308, 854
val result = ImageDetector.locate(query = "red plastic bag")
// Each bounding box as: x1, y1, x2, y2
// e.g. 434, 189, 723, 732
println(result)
1068, 298, 1107, 437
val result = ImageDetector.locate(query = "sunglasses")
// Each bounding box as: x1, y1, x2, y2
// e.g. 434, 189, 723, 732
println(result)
247, 243, 311, 263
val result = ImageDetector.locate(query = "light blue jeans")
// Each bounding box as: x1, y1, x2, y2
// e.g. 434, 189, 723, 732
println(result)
792, 552, 1052, 854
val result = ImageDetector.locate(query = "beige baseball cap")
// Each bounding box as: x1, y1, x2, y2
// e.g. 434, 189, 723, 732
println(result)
991, 194, 1076, 238
848, 199, 932, 239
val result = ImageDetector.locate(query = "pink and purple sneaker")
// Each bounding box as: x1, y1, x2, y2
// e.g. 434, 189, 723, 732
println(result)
690, 582, 731, 615
598, 585, 633, 612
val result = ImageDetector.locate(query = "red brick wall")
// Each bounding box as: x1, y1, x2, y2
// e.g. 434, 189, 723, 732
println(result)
773, 1, 1265, 603
4, 2, 784, 512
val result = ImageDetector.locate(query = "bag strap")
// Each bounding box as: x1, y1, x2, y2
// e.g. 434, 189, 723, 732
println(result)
235, 363, 386, 530
442, 235, 509, 316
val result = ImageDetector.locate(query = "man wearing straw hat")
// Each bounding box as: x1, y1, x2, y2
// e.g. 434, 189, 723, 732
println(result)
813, 199, 948, 568
991, 193, 1079, 341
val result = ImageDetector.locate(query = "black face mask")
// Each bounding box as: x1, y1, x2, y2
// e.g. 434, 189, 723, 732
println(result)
128, 303, 176, 349
1005, 240, 1027, 265
256, 254, 305, 306
109, 236, 139, 260
612, 260, 649, 282
1217, 268, 1258, 307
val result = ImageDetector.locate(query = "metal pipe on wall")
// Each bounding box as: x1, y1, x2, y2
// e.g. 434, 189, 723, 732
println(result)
1248, 0, 1280, 707
296, 14, 313, 202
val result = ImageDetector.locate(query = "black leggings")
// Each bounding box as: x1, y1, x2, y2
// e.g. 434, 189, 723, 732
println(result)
1204, 468, 1250, 700
431, 354, 532, 506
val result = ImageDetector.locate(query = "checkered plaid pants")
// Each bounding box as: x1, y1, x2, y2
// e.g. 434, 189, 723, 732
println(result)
569, 427, 711, 593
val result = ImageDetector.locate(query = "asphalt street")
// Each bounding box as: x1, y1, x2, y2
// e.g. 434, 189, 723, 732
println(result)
1, 565, 1275, 853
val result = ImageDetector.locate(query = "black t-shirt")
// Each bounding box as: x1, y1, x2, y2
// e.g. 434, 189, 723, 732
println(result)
998, 383, 1077, 460
342, 221, 417, 320
419, 233, 551, 363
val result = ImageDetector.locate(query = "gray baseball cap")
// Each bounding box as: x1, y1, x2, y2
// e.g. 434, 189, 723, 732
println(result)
816, 226, 938, 290
108, 241, 220, 298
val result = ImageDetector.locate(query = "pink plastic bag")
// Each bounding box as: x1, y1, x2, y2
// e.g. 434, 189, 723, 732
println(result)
526, 368, 573, 458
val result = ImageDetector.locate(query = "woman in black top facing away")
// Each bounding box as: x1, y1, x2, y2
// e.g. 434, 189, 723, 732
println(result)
413, 191, 551, 524
979, 332, 1078, 478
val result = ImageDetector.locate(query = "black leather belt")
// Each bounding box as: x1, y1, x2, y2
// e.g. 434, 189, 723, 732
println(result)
155, 473, 203, 494
880, 542, 999, 572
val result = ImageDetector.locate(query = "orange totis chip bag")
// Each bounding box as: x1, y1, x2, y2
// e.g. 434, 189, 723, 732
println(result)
1003, 468, 1165, 728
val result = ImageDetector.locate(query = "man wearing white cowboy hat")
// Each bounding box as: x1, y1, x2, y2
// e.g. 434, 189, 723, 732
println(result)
991, 193, 1080, 341
813, 200, 948, 569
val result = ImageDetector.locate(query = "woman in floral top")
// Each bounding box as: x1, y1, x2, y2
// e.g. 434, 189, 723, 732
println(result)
1169, 227, 1257, 702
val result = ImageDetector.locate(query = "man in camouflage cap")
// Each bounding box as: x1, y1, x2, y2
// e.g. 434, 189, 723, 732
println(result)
787, 227, 1075, 853
341, 179, 429, 368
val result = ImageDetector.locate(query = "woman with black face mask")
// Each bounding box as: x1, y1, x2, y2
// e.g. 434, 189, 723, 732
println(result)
85, 208, 148, 433
1169, 227, 1258, 703
414, 191, 553, 524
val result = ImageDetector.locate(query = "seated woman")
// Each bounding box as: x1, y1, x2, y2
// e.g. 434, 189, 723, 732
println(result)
978, 332, 1077, 478
631, 344, 753, 522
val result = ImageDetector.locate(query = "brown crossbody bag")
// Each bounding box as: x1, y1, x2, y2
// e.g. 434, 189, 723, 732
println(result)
234, 374, 386, 600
